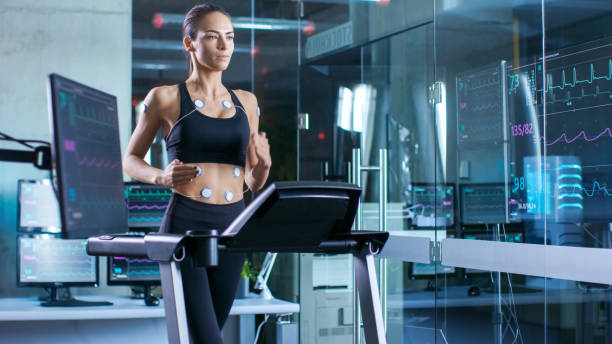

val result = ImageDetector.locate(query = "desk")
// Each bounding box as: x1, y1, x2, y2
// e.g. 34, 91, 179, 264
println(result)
0, 294, 299, 344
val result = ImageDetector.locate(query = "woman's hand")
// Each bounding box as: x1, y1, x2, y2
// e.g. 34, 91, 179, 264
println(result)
250, 132, 271, 170
156, 159, 198, 188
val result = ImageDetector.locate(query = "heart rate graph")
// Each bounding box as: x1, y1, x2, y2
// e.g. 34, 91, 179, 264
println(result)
125, 183, 171, 228
544, 127, 612, 146
460, 184, 507, 224
109, 256, 160, 283
577, 175, 612, 222
410, 185, 454, 227
539, 41, 612, 116
50, 75, 128, 238
18, 237, 96, 284
544, 113, 612, 167
457, 65, 504, 143
542, 57, 612, 113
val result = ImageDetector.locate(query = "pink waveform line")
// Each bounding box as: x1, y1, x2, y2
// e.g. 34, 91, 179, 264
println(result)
78, 156, 121, 168
23, 255, 37, 260
113, 257, 153, 263
63, 139, 76, 152
39, 259, 92, 264
545, 127, 612, 146
465, 204, 504, 209
127, 204, 168, 210
470, 103, 498, 111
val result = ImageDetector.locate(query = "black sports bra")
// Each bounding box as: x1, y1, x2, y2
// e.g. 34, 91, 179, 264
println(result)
165, 83, 250, 166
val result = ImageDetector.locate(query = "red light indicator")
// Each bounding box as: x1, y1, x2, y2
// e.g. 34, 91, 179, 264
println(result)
152, 13, 164, 29
132, 98, 139, 107
303, 22, 316, 36
318, 132, 325, 140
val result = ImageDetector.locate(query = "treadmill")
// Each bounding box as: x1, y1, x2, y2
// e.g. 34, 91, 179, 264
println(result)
87, 181, 389, 344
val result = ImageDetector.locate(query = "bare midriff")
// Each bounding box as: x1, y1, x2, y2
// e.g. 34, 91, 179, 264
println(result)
172, 162, 245, 204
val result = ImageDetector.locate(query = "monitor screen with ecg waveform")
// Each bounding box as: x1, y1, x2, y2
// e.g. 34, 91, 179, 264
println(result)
18, 236, 97, 285
108, 256, 160, 285
125, 182, 171, 229
456, 37, 612, 224
47, 74, 128, 238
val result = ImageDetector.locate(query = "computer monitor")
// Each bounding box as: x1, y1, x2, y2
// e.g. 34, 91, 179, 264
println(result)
410, 262, 455, 279
17, 235, 111, 307
460, 183, 508, 225
18, 180, 61, 233
125, 181, 171, 230
47, 73, 128, 238
410, 183, 455, 228
107, 256, 160, 286
18, 235, 97, 286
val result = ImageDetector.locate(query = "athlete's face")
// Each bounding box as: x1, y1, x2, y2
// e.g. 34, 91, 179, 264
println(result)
186, 11, 234, 71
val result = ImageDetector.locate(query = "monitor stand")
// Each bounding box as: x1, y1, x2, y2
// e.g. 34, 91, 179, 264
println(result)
40, 286, 113, 307
131, 285, 160, 306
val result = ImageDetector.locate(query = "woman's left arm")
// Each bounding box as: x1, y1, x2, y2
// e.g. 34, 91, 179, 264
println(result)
240, 90, 271, 192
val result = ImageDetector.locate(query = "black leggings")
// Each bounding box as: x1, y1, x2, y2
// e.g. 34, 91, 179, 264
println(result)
160, 192, 246, 344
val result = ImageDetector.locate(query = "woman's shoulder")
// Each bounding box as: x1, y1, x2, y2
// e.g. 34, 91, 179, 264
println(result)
144, 84, 181, 111
232, 89, 257, 108
147, 84, 180, 102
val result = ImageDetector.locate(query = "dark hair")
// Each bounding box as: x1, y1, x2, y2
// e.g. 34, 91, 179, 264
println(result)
183, 3, 231, 74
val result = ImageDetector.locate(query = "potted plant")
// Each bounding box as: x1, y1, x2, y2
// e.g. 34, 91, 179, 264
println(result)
236, 259, 256, 298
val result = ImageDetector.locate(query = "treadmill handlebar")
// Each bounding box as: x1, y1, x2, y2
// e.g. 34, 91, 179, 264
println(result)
87, 233, 188, 262
87, 235, 148, 258
87, 231, 387, 260
87, 231, 222, 266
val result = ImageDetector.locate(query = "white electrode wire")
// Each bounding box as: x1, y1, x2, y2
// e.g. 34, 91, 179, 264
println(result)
502, 224, 524, 344
253, 314, 270, 344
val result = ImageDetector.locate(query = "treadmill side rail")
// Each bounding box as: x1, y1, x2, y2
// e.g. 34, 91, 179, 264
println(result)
159, 261, 191, 344
354, 249, 387, 344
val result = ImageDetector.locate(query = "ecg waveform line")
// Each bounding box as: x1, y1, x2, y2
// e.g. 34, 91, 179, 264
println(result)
539, 59, 612, 93
544, 127, 612, 146
463, 204, 505, 209
125, 189, 172, 198
582, 181, 612, 197
78, 157, 121, 168
113, 257, 155, 263
559, 181, 612, 197
23, 258, 92, 264
546, 85, 612, 105
127, 204, 168, 210
126, 270, 159, 275
460, 103, 499, 112
128, 216, 163, 222
39, 270, 93, 276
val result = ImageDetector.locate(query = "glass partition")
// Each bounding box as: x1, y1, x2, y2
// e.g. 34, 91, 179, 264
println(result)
295, 0, 612, 343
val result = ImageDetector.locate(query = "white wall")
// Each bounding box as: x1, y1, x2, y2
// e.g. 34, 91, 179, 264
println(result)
0, 0, 132, 297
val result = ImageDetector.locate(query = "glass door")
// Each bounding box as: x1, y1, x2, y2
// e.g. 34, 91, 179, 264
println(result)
296, 1, 437, 343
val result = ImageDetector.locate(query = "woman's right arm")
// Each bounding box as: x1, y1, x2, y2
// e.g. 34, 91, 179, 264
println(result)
123, 86, 196, 186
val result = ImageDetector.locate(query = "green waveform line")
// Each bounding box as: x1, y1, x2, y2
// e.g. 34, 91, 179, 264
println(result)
539, 60, 612, 93
126, 270, 159, 275
546, 85, 612, 105
71, 114, 116, 128
125, 189, 172, 198
128, 216, 163, 222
